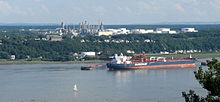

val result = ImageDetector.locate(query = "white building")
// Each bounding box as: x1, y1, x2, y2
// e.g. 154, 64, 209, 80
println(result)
181, 28, 198, 33
144, 39, 151, 43
117, 28, 130, 34
11, 55, 15, 60
81, 52, 96, 56
106, 29, 120, 34
97, 31, 113, 36
146, 30, 154, 33
104, 39, 110, 43
127, 50, 135, 54
160, 51, 169, 54
106, 28, 130, 35
155, 28, 178, 34
80, 39, 85, 43
156, 28, 170, 34
169, 30, 177, 34
155, 31, 162, 34
71, 31, 79, 36
131, 29, 154, 34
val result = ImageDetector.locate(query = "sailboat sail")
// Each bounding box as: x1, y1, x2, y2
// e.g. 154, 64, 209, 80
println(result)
73, 84, 78, 91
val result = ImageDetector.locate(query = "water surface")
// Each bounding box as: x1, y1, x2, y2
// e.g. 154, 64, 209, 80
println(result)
0, 60, 210, 102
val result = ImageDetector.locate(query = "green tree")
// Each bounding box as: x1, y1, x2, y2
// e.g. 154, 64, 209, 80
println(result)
182, 58, 220, 102
0, 51, 9, 59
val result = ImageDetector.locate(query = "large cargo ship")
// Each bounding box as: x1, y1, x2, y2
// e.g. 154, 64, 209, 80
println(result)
106, 54, 196, 70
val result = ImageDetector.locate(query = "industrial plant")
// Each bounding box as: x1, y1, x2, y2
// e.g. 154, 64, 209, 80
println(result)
21, 20, 199, 39
55, 21, 199, 36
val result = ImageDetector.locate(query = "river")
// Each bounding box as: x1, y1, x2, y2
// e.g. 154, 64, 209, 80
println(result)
0, 58, 215, 102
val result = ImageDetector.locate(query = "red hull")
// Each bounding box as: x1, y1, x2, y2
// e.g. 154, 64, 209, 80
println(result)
126, 63, 196, 69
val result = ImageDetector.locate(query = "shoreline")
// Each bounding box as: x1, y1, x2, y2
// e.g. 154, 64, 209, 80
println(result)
0, 60, 110, 65
0, 52, 219, 65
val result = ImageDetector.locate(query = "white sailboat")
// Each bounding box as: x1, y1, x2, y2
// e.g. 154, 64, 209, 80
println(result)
73, 84, 78, 92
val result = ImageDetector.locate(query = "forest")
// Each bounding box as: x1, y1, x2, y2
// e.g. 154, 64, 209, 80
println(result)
0, 27, 220, 61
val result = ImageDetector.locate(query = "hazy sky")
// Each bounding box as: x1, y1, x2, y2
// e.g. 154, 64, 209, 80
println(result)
0, 0, 220, 24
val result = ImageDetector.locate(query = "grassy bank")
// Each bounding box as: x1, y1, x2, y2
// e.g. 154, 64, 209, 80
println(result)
0, 52, 219, 65
0, 60, 110, 65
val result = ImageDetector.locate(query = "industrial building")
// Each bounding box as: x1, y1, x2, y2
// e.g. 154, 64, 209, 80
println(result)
181, 28, 198, 33
155, 28, 178, 34
45, 21, 199, 37
81, 52, 96, 57
131, 29, 154, 34
46, 35, 62, 41
98, 31, 113, 36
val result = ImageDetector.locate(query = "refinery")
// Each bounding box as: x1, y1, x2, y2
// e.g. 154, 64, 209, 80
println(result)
22, 20, 198, 37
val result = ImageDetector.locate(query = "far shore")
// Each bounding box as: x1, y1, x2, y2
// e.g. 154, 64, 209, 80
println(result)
0, 60, 110, 65
0, 52, 219, 65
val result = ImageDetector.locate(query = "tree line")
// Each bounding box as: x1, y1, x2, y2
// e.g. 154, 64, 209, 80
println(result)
0, 29, 220, 61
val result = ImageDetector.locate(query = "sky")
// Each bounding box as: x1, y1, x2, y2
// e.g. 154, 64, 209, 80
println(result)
0, 0, 220, 24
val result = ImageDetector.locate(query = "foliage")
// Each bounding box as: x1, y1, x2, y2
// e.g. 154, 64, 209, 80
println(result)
182, 58, 220, 102
0, 28, 220, 61
182, 90, 206, 102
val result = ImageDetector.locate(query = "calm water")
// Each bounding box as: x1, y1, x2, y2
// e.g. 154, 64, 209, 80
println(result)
0, 59, 213, 102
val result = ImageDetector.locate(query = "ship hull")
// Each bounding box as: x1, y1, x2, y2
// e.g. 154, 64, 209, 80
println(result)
107, 60, 196, 70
